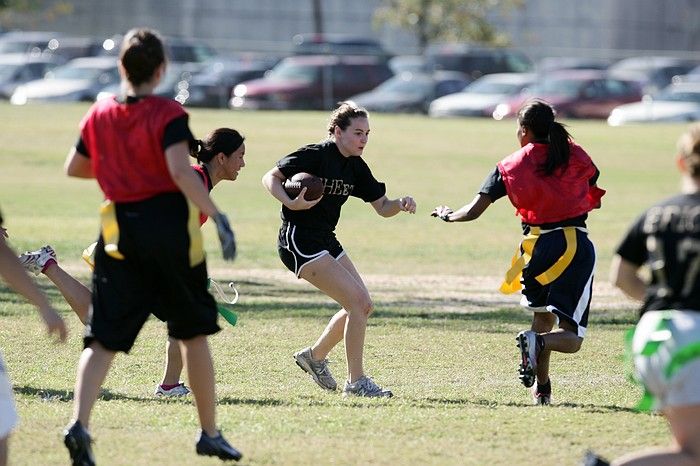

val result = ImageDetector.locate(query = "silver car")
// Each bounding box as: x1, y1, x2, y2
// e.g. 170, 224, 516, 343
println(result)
607, 82, 700, 126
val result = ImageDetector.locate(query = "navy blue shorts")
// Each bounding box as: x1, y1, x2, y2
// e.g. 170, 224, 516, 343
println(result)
277, 223, 345, 277
520, 228, 595, 337
87, 193, 220, 353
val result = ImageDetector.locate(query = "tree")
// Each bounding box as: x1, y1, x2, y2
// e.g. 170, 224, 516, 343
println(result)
374, 0, 523, 51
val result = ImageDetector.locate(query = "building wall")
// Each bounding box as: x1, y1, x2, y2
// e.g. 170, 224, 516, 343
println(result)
3, 0, 699, 60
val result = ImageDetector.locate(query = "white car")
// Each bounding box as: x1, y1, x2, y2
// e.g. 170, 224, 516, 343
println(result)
607, 82, 700, 126
428, 73, 535, 118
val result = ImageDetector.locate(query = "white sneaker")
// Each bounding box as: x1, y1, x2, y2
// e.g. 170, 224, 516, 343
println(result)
516, 330, 539, 388
293, 347, 337, 391
154, 382, 190, 397
342, 376, 393, 398
18, 245, 56, 276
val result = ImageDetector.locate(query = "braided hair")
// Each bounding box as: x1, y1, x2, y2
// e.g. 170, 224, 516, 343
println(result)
518, 99, 572, 176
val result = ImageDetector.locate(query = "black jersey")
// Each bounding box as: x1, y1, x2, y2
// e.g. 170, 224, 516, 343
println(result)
277, 140, 386, 231
616, 192, 700, 313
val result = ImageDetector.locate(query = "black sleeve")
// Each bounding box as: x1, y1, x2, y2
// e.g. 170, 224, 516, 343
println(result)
163, 115, 195, 151
615, 213, 648, 266
351, 158, 386, 203
75, 137, 90, 158
478, 167, 507, 201
276, 147, 322, 178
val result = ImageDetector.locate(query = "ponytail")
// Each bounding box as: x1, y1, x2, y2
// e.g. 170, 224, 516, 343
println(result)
190, 128, 244, 164
518, 99, 571, 176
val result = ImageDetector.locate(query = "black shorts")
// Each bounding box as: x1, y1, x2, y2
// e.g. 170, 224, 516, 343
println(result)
277, 222, 345, 277
520, 228, 595, 338
87, 193, 220, 353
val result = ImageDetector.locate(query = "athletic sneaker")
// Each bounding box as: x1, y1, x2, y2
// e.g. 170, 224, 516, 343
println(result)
581, 450, 610, 466
154, 382, 190, 397
516, 330, 538, 388
196, 430, 243, 461
342, 376, 393, 398
19, 245, 56, 276
63, 420, 95, 466
532, 386, 552, 406
293, 347, 337, 391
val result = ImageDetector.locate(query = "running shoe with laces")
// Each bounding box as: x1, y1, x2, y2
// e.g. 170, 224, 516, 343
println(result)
195, 429, 243, 461
532, 383, 552, 406
18, 245, 56, 276
63, 420, 95, 466
342, 375, 393, 398
154, 382, 190, 397
516, 330, 538, 388
293, 347, 337, 391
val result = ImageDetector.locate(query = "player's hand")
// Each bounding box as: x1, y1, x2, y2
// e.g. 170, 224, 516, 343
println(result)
431, 205, 453, 222
214, 212, 237, 261
287, 187, 323, 211
399, 196, 416, 214
39, 306, 67, 343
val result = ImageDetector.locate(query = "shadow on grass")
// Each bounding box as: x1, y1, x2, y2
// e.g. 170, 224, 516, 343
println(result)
419, 397, 639, 413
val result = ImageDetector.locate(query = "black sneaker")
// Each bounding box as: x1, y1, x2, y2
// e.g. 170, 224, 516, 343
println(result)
196, 430, 243, 461
581, 450, 610, 466
63, 420, 95, 466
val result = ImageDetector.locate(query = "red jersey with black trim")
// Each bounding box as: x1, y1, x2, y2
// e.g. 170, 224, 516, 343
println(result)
191, 164, 212, 226
79, 96, 187, 202
497, 142, 605, 224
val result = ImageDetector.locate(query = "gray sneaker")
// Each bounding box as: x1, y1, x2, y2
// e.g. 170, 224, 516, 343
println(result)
342, 376, 393, 398
293, 347, 337, 391
19, 245, 56, 276
517, 330, 538, 388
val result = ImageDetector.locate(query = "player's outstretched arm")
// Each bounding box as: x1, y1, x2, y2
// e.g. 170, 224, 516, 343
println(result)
0, 236, 67, 342
431, 193, 492, 223
371, 195, 416, 217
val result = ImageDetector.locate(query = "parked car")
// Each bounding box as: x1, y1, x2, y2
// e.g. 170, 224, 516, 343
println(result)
607, 56, 697, 95
349, 71, 469, 114
96, 62, 199, 101
99, 34, 217, 64
428, 72, 535, 118
607, 82, 700, 126
492, 70, 642, 120
0, 30, 64, 55
231, 55, 393, 110
0, 53, 62, 98
388, 55, 428, 75
425, 43, 533, 80
10, 56, 119, 104
176, 58, 272, 108
536, 56, 612, 73
674, 65, 700, 83
292, 33, 389, 59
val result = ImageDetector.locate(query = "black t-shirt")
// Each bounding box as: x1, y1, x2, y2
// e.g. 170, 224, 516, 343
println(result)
277, 140, 386, 231
616, 192, 700, 313
75, 114, 193, 158
478, 166, 592, 232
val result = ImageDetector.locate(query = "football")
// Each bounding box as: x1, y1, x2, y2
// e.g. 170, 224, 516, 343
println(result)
283, 172, 324, 201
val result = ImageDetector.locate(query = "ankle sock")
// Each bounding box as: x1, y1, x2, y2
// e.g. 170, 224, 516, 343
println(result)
159, 383, 181, 390
537, 379, 551, 395
41, 258, 57, 274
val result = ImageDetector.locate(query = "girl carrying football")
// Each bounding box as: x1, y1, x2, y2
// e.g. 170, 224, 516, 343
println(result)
262, 101, 416, 397
432, 99, 605, 405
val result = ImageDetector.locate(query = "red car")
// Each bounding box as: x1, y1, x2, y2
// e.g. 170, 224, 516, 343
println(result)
492, 70, 642, 120
230, 54, 393, 110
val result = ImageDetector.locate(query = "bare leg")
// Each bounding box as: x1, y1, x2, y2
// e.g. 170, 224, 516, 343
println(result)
311, 309, 347, 359
43, 263, 92, 324
179, 336, 217, 436
71, 342, 116, 428
300, 254, 372, 383
160, 337, 184, 386
531, 312, 556, 384
613, 405, 700, 465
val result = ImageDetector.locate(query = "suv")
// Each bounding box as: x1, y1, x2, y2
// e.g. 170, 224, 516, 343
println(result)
292, 33, 389, 59
231, 55, 393, 110
425, 43, 533, 80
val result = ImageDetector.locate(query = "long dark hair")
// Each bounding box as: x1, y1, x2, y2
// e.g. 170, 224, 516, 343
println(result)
190, 128, 245, 164
119, 28, 165, 87
518, 99, 572, 176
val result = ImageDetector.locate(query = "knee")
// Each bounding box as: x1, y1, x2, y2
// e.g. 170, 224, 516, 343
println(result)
349, 295, 373, 317
570, 337, 583, 353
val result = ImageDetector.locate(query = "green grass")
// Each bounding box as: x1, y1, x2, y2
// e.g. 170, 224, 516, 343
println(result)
0, 102, 686, 465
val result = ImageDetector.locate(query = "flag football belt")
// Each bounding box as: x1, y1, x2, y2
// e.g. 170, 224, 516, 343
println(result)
624, 311, 700, 411
499, 226, 580, 294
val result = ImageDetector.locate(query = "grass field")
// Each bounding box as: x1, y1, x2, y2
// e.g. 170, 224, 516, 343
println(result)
0, 102, 689, 465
